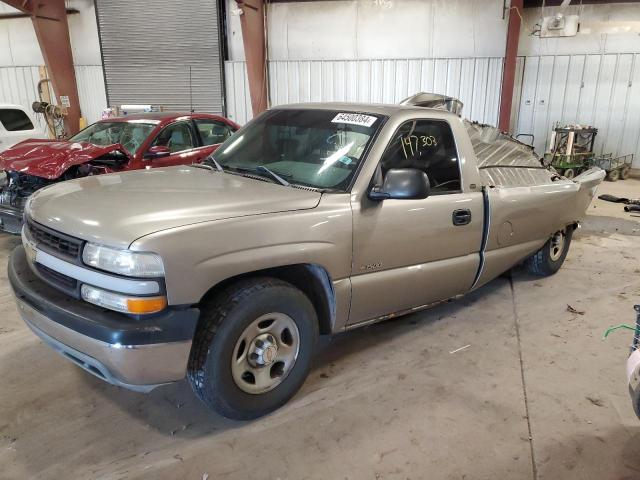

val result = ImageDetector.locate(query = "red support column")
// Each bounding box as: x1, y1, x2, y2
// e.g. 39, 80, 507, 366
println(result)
498, 0, 523, 133
237, 0, 268, 117
2, 0, 81, 135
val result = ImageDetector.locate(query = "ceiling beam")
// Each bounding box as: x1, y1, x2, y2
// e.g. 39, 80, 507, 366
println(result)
524, 0, 640, 7
0, 8, 78, 20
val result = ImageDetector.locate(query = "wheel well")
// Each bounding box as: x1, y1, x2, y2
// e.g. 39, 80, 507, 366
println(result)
199, 264, 335, 335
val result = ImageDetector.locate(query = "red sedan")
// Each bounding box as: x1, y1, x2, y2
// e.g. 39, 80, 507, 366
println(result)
0, 112, 240, 233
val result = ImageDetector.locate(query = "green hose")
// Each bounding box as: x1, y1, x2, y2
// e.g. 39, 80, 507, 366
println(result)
603, 324, 636, 340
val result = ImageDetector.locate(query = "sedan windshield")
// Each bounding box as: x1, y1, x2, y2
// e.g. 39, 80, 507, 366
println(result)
212, 109, 383, 191
69, 121, 157, 154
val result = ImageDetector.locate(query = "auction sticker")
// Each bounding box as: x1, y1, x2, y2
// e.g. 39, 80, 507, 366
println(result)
331, 113, 377, 127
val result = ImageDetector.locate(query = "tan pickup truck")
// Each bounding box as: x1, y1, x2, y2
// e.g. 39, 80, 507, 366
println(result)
9, 94, 604, 419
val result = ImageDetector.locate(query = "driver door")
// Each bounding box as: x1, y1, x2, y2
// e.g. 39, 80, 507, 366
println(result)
348, 118, 484, 325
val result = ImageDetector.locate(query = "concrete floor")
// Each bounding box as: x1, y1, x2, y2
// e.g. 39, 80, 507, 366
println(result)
2, 180, 640, 480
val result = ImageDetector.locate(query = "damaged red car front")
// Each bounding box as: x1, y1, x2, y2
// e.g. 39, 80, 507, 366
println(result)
0, 112, 239, 234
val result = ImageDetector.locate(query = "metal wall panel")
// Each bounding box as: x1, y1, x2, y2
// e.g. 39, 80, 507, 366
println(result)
225, 57, 504, 127
515, 54, 640, 168
74, 65, 108, 124
95, 0, 224, 113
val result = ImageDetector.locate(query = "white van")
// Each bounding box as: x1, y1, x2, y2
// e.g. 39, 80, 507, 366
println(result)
0, 104, 46, 152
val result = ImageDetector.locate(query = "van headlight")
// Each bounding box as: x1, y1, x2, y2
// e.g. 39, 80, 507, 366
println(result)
82, 243, 164, 277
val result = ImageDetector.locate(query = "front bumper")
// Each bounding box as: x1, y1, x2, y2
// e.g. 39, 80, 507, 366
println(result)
9, 246, 200, 392
0, 204, 24, 235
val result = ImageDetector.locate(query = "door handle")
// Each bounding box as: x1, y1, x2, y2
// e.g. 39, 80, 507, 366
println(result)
452, 209, 472, 226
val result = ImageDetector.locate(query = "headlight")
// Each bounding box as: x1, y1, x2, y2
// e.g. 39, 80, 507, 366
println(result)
24, 192, 33, 215
82, 243, 164, 277
81, 284, 167, 314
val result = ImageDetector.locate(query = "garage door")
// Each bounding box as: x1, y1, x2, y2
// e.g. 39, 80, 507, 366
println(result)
95, 0, 225, 114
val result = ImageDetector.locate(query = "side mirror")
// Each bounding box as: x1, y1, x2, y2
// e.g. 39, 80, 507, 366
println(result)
368, 168, 430, 201
144, 145, 171, 159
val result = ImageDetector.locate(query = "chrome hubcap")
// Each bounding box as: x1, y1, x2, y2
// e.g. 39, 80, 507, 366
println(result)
231, 312, 300, 394
550, 230, 566, 261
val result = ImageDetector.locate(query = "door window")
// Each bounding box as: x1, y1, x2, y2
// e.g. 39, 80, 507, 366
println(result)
378, 119, 461, 194
0, 109, 34, 131
195, 119, 235, 146
151, 122, 196, 153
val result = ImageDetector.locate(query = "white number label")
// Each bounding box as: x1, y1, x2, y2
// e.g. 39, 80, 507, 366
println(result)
331, 113, 377, 128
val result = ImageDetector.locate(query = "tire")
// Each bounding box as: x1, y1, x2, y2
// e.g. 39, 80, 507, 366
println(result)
621, 165, 631, 180
187, 277, 318, 420
563, 168, 575, 179
526, 227, 573, 276
606, 169, 620, 182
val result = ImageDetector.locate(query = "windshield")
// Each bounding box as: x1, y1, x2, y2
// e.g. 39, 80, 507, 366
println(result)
69, 121, 157, 154
212, 109, 383, 191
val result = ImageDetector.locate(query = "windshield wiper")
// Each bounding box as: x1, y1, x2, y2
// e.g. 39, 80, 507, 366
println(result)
228, 165, 290, 187
191, 163, 216, 171
256, 165, 290, 186
202, 155, 224, 172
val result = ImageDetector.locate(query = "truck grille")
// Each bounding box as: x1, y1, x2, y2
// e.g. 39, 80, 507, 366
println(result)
26, 218, 83, 262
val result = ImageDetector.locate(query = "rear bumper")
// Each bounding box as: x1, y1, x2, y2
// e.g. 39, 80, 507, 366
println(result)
9, 246, 200, 392
0, 204, 24, 235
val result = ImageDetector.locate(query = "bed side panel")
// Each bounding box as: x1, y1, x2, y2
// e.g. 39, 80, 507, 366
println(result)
472, 183, 580, 288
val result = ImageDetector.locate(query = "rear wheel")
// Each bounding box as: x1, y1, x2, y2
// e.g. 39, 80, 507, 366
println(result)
563, 168, 576, 179
526, 227, 573, 276
621, 165, 631, 180
187, 277, 318, 420
606, 169, 620, 181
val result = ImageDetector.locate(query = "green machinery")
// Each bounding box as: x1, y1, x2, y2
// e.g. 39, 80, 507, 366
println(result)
543, 125, 633, 181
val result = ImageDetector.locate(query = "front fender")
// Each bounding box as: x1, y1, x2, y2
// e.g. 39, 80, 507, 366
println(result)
130, 195, 354, 307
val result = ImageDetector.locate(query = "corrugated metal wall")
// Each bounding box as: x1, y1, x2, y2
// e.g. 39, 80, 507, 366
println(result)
74, 65, 108, 125
225, 57, 504, 126
95, 0, 224, 113
514, 54, 640, 168
0, 65, 107, 128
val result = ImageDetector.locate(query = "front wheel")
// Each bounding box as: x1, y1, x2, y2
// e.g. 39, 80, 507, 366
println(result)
606, 169, 620, 182
187, 277, 318, 420
526, 227, 573, 276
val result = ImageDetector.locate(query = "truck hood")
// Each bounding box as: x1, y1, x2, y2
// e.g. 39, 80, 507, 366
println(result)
0, 139, 131, 179
28, 166, 322, 248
